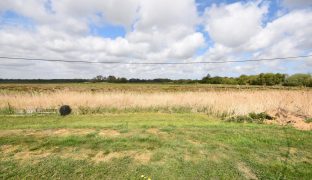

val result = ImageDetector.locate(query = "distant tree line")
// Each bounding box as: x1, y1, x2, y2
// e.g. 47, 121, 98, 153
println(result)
201, 73, 312, 87
90, 73, 312, 87
1, 73, 312, 87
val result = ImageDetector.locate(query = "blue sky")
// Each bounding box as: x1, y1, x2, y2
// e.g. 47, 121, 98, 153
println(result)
0, 0, 311, 79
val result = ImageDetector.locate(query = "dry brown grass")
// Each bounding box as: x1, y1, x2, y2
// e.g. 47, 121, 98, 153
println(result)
1, 90, 311, 116
0, 145, 152, 164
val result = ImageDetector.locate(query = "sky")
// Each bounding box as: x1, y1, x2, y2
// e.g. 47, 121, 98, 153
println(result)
0, 0, 312, 79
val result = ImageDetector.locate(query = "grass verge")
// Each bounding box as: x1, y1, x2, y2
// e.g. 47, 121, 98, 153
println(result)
0, 113, 311, 179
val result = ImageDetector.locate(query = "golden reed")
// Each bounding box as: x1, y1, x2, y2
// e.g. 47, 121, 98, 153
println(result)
1, 90, 311, 116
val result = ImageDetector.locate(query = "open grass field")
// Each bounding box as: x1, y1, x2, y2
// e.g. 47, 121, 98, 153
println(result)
0, 83, 312, 179
1, 113, 311, 179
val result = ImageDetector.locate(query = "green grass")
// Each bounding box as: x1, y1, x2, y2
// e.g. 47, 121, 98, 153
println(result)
0, 113, 311, 179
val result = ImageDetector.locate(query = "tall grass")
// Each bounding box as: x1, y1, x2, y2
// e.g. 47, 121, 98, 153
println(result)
1, 90, 311, 116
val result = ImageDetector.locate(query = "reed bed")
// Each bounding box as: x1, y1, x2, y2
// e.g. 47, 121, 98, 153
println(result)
1, 90, 311, 116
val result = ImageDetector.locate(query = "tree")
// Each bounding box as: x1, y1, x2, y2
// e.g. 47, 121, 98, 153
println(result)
107, 75, 117, 83
284, 74, 312, 86
93, 75, 105, 82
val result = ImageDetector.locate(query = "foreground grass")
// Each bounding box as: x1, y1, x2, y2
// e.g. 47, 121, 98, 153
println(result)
0, 113, 311, 179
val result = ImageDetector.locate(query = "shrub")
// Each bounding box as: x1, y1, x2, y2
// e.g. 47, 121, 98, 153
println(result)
225, 115, 253, 123
225, 112, 273, 124
59, 105, 72, 116
305, 118, 312, 123
249, 112, 273, 120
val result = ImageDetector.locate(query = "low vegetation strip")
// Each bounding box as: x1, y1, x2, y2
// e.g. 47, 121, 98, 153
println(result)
1, 90, 312, 117
0, 113, 311, 179
0, 83, 308, 94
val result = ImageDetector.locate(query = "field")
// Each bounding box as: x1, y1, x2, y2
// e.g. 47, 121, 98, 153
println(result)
1, 83, 312, 179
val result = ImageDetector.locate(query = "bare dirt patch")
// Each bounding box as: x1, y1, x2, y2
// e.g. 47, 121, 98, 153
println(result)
266, 108, 312, 130
237, 162, 258, 180
98, 129, 120, 137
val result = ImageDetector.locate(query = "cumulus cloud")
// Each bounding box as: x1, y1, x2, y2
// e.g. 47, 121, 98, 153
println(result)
0, 0, 206, 79
204, 1, 268, 47
0, 0, 311, 79
200, 1, 312, 75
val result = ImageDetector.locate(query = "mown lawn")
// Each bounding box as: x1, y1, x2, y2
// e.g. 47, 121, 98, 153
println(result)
0, 113, 311, 179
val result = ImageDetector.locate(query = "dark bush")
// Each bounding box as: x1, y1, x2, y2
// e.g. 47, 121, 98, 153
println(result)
225, 115, 253, 123
59, 105, 72, 116
249, 112, 273, 120
305, 118, 312, 123
225, 112, 273, 124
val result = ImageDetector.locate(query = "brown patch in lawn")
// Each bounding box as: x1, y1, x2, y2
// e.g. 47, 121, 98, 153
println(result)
237, 162, 258, 180
209, 153, 228, 162
14, 150, 51, 161
0, 130, 24, 137
1, 144, 151, 164
146, 128, 168, 138
134, 152, 152, 163
60, 148, 93, 160
289, 147, 297, 155
92, 151, 124, 163
0, 129, 96, 137
0, 145, 20, 154
43, 129, 95, 136
266, 108, 312, 131
92, 150, 151, 164
98, 129, 120, 137
184, 154, 192, 161
187, 139, 201, 145
146, 128, 160, 135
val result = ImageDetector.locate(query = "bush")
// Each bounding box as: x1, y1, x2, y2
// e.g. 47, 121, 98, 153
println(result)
305, 118, 312, 123
249, 112, 273, 120
59, 105, 72, 116
225, 112, 273, 124
283, 74, 312, 86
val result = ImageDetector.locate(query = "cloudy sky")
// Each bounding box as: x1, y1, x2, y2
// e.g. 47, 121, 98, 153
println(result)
0, 0, 312, 79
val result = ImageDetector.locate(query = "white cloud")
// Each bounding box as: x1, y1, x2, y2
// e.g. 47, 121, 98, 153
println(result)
247, 10, 312, 57
0, 0, 312, 79
199, 1, 312, 76
169, 32, 205, 59
204, 1, 268, 47
0, 0, 207, 79
135, 0, 198, 31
